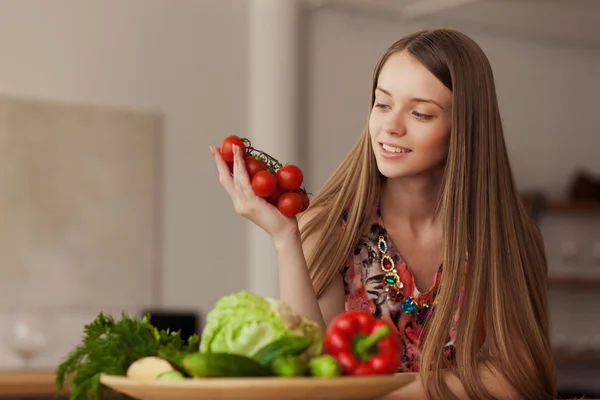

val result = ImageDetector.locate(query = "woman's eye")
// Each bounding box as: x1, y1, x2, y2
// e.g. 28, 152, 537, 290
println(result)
413, 111, 433, 120
374, 103, 390, 109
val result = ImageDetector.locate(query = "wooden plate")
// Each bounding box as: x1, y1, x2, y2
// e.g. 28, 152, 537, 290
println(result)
100, 373, 417, 400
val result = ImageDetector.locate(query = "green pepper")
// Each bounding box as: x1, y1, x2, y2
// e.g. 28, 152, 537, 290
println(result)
308, 354, 343, 377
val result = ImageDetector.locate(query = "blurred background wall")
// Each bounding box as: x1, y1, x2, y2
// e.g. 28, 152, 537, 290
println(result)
0, 0, 598, 397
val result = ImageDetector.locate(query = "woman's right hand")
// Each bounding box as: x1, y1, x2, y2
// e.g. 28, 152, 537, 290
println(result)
210, 144, 300, 241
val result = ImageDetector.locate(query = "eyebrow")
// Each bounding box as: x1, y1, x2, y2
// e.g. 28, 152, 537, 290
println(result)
375, 86, 445, 111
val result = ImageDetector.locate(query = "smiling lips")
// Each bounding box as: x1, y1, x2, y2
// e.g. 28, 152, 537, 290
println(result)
380, 142, 411, 159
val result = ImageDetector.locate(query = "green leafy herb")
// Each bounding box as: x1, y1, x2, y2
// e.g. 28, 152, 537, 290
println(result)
55, 312, 200, 400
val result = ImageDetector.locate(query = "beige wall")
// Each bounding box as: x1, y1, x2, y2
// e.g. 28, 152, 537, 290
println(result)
0, 0, 250, 314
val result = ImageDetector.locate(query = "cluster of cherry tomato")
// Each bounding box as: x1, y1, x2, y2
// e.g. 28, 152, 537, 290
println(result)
220, 135, 310, 217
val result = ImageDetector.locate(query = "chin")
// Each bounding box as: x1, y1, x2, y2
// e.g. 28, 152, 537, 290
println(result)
376, 163, 415, 179
375, 156, 446, 181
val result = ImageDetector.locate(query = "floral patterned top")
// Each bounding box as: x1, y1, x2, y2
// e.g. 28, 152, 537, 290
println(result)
341, 208, 461, 372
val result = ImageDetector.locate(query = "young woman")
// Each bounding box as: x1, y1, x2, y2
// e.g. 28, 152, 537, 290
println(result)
211, 28, 556, 400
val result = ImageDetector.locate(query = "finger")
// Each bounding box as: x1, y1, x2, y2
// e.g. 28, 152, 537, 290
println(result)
232, 145, 252, 189
232, 145, 253, 200
234, 145, 263, 202
210, 145, 236, 198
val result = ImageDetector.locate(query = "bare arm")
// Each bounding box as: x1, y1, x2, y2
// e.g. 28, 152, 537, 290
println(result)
211, 144, 345, 332
379, 363, 521, 400
275, 215, 346, 333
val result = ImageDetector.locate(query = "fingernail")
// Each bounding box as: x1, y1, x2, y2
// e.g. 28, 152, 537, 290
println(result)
209, 145, 214, 154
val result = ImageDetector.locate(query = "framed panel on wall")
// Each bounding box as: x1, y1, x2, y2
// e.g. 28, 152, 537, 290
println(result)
0, 96, 163, 313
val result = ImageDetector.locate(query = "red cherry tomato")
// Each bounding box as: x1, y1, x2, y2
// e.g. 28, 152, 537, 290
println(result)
296, 190, 310, 212
267, 187, 284, 206
220, 136, 246, 163
251, 170, 277, 197
245, 156, 268, 179
276, 165, 304, 191
278, 192, 303, 217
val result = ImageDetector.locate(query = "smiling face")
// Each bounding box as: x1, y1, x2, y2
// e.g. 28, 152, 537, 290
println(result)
369, 51, 452, 180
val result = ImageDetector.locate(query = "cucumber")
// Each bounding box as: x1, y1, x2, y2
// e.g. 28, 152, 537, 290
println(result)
252, 336, 312, 366
182, 352, 272, 378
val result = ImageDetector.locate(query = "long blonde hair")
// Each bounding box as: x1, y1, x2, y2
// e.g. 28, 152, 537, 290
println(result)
299, 29, 556, 399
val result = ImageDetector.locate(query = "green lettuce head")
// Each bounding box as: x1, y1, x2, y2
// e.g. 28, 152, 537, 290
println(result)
200, 291, 322, 359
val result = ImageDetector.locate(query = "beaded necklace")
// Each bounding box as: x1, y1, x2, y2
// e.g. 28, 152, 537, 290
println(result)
377, 234, 434, 322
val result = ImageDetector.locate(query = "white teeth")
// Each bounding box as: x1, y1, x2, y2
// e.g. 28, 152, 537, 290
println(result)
382, 143, 410, 153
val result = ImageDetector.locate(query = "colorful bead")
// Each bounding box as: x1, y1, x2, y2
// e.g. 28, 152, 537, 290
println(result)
378, 233, 433, 321
416, 303, 432, 322
401, 297, 419, 314
381, 255, 394, 271
387, 287, 403, 302
384, 273, 398, 285
378, 236, 387, 253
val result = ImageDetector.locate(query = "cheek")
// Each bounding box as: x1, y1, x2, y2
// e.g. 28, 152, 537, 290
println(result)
368, 115, 379, 140
417, 128, 450, 155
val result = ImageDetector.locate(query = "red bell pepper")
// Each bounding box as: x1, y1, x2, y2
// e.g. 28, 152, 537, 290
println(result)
324, 309, 401, 376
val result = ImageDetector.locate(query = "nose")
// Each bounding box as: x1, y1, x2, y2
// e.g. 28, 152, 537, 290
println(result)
382, 112, 407, 137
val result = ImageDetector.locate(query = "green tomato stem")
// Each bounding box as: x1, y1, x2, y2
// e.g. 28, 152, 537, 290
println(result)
240, 137, 310, 195
240, 137, 283, 170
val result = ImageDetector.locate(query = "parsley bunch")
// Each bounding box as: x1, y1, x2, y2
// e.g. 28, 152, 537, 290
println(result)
55, 312, 200, 400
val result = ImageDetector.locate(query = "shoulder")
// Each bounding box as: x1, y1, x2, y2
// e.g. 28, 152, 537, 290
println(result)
298, 205, 333, 235
300, 202, 360, 236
